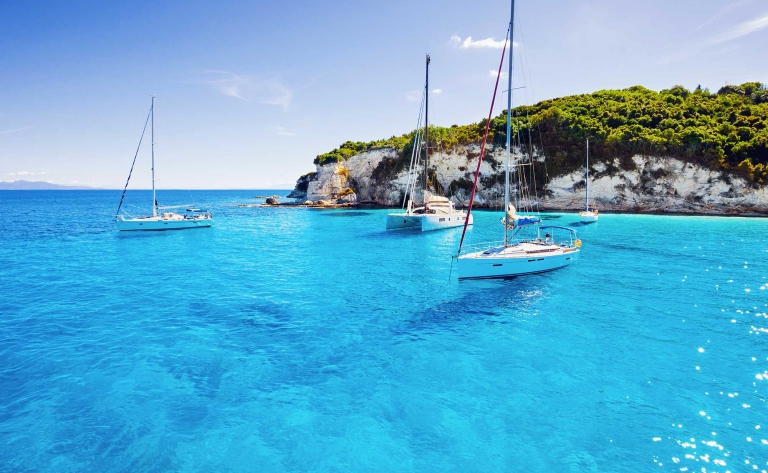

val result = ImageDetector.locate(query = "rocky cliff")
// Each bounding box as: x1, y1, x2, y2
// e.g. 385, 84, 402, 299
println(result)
290, 83, 768, 214
290, 147, 768, 215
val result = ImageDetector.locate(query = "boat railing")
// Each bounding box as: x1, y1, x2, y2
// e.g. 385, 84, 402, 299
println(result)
158, 204, 195, 210
458, 241, 507, 255
538, 225, 578, 247
460, 231, 578, 256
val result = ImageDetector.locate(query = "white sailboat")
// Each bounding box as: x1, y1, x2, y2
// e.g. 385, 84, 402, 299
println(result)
386, 55, 473, 232
578, 139, 599, 223
456, 0, 581, 280
115, 96, 213, 231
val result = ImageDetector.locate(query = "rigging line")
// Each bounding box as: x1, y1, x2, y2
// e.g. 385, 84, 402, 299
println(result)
515, 114, 528, 210
411, 133, 425, 204
525, 108, 538, 208
410, 117, 426, 205
408, 88, 428, 206
516, 15, 550, 200
518, 116, 530, 212
510, 19, 537, 212
458, 25, 510, 255
403, 88, 427, 208
115, 105, 152, 217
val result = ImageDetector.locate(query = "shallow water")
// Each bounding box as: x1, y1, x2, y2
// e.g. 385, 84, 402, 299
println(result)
1, 190, 767, 472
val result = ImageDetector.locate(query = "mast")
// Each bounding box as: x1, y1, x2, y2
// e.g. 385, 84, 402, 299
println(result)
151, 95, 156, 218
585, 139, 590, 210
503, 0, 515, 246
424, 54, 430, 198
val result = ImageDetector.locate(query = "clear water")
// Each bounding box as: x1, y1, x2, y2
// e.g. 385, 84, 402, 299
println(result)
1, 190, 767, 472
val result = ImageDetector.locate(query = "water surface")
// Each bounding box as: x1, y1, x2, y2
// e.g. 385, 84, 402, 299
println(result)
1, 190, 767, 472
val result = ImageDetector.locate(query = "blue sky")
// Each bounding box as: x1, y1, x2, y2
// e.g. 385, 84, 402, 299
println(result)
1, 0, 766, 189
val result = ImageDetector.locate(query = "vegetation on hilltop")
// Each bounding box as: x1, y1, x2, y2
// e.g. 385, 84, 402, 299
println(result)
315, 82, 768, 184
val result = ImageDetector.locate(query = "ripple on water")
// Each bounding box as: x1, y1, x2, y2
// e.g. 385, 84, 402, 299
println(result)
1, 193, 768, 471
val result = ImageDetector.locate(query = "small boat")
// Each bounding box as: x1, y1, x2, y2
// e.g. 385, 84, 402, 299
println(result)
114, 96, 213, 231
386, 55, 472, 232
578, 139, 599, 223
455, 0, 580, 280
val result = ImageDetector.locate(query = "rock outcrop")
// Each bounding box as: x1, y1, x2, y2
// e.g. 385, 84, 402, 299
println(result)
290, 147, 768, 215
546, 156, 768, 214
287, 172, 316, 200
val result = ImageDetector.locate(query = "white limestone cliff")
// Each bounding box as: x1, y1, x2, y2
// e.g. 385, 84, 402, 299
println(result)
295, 148, 768, 215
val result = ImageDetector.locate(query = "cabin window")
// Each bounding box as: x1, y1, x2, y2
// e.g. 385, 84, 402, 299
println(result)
493, 264, 502, 267
439, 218, 445, 222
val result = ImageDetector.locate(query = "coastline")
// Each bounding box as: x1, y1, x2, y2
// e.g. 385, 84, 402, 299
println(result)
259, 199, 768, 217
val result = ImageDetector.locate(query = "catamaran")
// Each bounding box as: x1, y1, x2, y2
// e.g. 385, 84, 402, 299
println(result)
115, 96, 213, 231
578, 139, 599, 223
455, 0, 581, 280
386, 55, 472, 232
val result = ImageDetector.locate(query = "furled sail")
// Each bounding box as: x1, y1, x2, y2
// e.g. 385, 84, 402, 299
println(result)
501, 204, 541, 229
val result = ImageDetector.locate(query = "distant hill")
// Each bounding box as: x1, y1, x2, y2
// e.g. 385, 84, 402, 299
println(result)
0, 180, 99, 190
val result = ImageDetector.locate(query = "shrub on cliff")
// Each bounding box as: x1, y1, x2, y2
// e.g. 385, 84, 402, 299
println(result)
314, 82, 768, 184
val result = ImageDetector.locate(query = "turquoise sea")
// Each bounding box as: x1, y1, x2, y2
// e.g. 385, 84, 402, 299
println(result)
1, 190, 767, 472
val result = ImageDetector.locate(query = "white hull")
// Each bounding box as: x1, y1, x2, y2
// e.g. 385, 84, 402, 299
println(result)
578, 211, 598, 223
386, 212, 472, 231
116, 216, 212, 231
458, 242, 579, 279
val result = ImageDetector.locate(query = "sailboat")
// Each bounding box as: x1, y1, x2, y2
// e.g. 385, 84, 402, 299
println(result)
386, 55, 473, 232
578, 139, 599, 223
455, 0, 580, 280
115, 96, 213, 231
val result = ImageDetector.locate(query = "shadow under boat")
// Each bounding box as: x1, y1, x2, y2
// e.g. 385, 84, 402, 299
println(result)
390, 277, 553, 338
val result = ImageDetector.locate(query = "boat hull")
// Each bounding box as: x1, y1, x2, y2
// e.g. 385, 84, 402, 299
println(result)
386, 213, 473, 232
578, 211, 598, 223
116, 217, 213, 231
385, 214, 422, 230
458, 246, 579, 280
